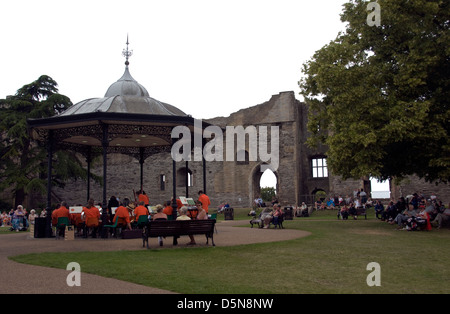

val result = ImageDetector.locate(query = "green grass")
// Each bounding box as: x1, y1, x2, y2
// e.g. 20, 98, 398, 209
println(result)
9, 208, 450, 294
0, 226, 28, 234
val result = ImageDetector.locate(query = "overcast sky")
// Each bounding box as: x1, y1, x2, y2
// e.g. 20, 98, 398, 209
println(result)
1, 0, 350, 188
1, 0, 348, 120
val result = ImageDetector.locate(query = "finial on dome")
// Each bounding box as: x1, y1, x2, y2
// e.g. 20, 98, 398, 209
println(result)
122, 34, 133, 67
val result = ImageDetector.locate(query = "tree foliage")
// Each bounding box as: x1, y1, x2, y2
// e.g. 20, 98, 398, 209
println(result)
260, 186, 276, 203
300, 0, 449, 183
0, 75, 94, 207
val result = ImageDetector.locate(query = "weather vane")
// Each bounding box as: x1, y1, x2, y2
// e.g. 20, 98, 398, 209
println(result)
122, 34, 133, 66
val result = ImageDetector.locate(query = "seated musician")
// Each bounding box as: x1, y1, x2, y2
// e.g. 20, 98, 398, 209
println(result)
177, 198, 184, 210
82, 199, 100, 220
52, 201, 71, 225
113, 198, 132, 230
163, 201, 173, 216
82, 199, 100, 237
164, 198, 183, 218
52, 201, 71, 236
134, 201, 149, 222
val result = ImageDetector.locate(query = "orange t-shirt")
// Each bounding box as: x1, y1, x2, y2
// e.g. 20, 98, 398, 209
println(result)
82, 206, 100, 220
52, 206, 71, 225
138, 194, 150, 206
82, 206, 100, 227
176, 199, 183, 209
134, 205, 149, 221
53, 206, 70, 218
113, 206, 130, 224
198, 194, 211, 213
163, 205, 173, 216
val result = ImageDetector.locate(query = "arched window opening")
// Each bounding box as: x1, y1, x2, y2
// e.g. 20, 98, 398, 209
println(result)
177, 167, 193, 187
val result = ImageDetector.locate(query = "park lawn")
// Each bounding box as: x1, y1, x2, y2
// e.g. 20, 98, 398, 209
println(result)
0, 226, 12, 234
9, 208, 450, 294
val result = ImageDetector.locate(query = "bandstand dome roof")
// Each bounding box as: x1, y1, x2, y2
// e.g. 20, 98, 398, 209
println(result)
59, 65, 187, 117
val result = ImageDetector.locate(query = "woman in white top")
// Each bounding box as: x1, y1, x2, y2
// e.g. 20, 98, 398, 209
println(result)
176, 206, 195, 245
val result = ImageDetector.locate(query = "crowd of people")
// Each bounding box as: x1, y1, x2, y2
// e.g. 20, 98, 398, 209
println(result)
314, 189, 449, 231
12, 189, 212, 240
314, 189, 371, 211
1, 205, 45, 232
3, 188, 448, 236
375, 193, 449, 231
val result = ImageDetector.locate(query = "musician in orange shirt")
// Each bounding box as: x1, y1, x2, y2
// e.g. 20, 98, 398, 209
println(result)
82, 199, 100, 221
163, 201, 173, 216
82, 199, 100, 238
198, 190, 211, 213
138, 190, 150, 208
52, 201, 72, 237
176, 198, 183, 210
52, 201, 71, 224
134, 201, 149, 222
113, 198, 132, 230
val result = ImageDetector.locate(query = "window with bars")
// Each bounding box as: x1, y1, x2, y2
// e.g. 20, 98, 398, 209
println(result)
312, 157, 328, 178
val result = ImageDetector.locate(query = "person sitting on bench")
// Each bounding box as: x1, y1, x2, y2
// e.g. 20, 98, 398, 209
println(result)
177, 206, 196, 245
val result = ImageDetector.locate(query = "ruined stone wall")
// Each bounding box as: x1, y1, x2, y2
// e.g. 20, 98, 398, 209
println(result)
205, 91, 304, 207
50, 91, 333, 209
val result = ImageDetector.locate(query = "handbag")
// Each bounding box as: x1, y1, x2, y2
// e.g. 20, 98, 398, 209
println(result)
65, 227, 75, 240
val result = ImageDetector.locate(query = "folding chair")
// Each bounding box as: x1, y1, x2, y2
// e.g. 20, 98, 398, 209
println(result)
56, 217, 71, 240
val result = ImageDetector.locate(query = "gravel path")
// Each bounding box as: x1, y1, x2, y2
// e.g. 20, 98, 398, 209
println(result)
0, 220, 309, 294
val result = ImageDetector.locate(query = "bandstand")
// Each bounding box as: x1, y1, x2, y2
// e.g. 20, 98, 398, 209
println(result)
27, 40, 209, 237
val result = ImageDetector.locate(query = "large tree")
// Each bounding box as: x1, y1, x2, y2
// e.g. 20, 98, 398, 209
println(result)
0, 75, 93, 207
300, 0, 449, 183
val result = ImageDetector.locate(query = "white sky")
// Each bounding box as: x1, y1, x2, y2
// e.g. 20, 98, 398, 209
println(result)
1, 0, 349, 188
0, 0, 347, 121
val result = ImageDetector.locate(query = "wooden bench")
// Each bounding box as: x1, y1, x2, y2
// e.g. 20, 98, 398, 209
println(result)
250, 212, 284, 229
353, 207, 367, 219
338, 206, 367, 220
142, 219, 216, 249
250, 216, 263, 228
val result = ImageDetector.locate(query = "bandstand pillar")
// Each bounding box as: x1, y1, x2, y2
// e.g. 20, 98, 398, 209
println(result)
45, 130, 54, 237
101, 123, 109, 222
86, 146, 92, 201
171, 137, 178, 221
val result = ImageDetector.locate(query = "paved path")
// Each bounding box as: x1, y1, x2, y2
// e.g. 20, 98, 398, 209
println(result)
0, 220, 310, 294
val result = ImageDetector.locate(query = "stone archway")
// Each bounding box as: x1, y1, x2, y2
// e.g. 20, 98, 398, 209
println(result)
249, 163, 279, 207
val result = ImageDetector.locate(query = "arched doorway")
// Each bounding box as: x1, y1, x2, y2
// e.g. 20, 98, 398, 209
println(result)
249, 164, 279, 207
260, 169, 277, 189
311, 188, 327, 206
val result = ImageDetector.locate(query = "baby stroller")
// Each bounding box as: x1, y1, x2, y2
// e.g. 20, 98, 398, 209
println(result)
405, 216, 427, 231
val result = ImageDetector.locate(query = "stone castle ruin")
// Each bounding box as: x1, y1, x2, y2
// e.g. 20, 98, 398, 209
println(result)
50, 90, 449, 209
